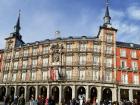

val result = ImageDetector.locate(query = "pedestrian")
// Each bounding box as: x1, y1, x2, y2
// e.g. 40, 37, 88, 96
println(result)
18, 94, 25, 105
12, 96, 18, 105
45, 97, 49, 105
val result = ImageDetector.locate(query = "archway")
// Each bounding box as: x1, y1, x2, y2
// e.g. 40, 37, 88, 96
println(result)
0, 86, 6, 101
102, 88, 112, 102
133, 90, 140, 104
52, 86, 59, 103
9, 87, 15, 101
29, 86, 36, 100
120, 89, 129, 101
64, 86, 72, 104
40, 86, 47, 98
90, 87, 97, 103
19, 87, 25, 97
77, 87, 86, 100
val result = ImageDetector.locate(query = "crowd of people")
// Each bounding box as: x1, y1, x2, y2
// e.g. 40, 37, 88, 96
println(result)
2, 94, 140, 105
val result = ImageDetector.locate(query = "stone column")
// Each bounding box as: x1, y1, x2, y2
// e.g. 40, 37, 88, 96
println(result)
97, 87, 101, 103
129, 89, 133, 102
85, 85, 89, 101
24, 86, 27, 102
5, 86, 8, 96
35, 85, 38, 100
14, 85, 17, 96
118, 88, 120, 102
47, 85, 50, 98
59, 85, 62, 104
111, 88, 117, 102
72, 85, 76, 99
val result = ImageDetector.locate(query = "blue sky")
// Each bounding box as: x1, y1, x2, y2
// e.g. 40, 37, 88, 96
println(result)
0, 0, 140, 48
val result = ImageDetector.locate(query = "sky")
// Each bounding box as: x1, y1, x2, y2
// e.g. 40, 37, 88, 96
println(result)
0, 0, 140, 48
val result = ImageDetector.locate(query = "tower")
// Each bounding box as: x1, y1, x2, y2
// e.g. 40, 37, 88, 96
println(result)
5, 11, 24, 49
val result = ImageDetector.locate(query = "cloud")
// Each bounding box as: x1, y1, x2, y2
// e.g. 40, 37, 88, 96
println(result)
127, 4, 140, 20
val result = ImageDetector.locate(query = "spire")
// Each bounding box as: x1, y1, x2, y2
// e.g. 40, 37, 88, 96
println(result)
103, 0, 111, 26
14, 10, 21, 34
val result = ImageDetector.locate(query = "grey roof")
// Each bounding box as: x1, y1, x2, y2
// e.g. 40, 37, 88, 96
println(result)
116, 41, 140, 49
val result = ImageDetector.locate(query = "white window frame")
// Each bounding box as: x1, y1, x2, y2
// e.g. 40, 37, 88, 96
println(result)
120, 60, 127, 69
93, 56, 99, 65
66, 56, 72, 65
42, 71, 48, 80
122, 73, 128, 84
67, 44, 72, 51
32, 59, 37, 67
131, 61, 138, 71
66, 69, 72, 80
80, 55, 86, 65
106, 46, 112, 54
133, 75, 139, 85
131, 50, 137, 58
93, 70, 99, 81
43, 58, 48, 66
43, 47, 49, 54
31, 72, 36, 80
22, 72, 26, 81
106, 58, 112, 67
120, 49, 126, 57
22, 61, 27, 69
3, 73, 8, 81
33, 48, 37, 55
12, 73, 17, 81
80, 43, 86, 51
79, 70, 85, 80
105, 71, 112, 82
106, 34, 113, 42
23, 50, 28, 56
93, 45, 100, 52
14, 62, 18, 69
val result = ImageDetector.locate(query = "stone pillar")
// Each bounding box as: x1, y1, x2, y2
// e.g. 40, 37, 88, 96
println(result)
14, 85, 17, 96
118, 88, 120, 102
24, 86, 27, 102
97, 87, 101, 103
35, 85, 38, 100
72, 85, 76, 99
129, 89, 133, 102
59, 85, 62, 104
5, 86, 8, 96
85, 86, 89, 101
111, 88, 117, 102
47, 85, 50, 98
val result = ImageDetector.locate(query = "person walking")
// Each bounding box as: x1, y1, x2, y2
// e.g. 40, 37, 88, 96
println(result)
18, 94, 25, 105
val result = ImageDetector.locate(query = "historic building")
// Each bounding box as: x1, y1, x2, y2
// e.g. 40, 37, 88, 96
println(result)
0, 1, 140, 104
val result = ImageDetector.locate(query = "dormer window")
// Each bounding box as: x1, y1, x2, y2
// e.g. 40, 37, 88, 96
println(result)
80, 43, 86, 51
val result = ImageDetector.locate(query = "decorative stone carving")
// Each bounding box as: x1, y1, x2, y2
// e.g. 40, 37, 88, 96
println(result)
51, 43, 64, 63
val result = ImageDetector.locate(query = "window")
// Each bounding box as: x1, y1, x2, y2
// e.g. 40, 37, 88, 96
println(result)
15, 51, 19, 58
5, 63, 10, 70
93, 70, 99, 81
80, 55, 86, 65
105, 71, 112, 82
22, 72, 26, 81
31, 72, 36, 80
106, 58, 112, 67
93, 45, 100, 52
3, 73, 8, 81
120, 60, 127, 69
43, 47, 49, 54
13, 62, 18, 69
131, 61, 138, 70
120, 49, 126, 57
106, 46, 112, 54
93, 56, 100, 65
6, 53, 11, 59
131, 50, 137, 58
133, 75, 139, 85
67, 44, 72, 51
12, 73, 16, 81
79, 70, 85, 80
42, 71, 48, 80
106, 35, 113, 42
122, 73, 128, 84
66, 56, 72, 65
80, 43, 86, 51
33, 48, 37, 55
66, 69, 72, 80
43, 58, 48, 66
32, 59, 37, 67
22, 61, 27, 69
23, 50, 28, 56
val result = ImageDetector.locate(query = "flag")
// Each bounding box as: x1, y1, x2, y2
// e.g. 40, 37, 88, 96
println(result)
50, 67, 56, 80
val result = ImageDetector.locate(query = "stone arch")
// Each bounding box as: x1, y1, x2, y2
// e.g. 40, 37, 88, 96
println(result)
0, 86, 6, 101
52, 86, 59, 103
29, 86, 36, 100
64, 86, 72, 104
90, 87, 97, 103
40, 86, 47, 98
102, 88, 112, 102
19, 86, 25, 97
77, 86, 86, 99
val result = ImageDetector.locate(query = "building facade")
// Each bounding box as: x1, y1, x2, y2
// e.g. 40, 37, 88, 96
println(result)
0, 2, 140, 104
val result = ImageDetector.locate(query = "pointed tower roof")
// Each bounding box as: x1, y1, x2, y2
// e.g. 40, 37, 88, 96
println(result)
14, 10, 21, 34
103, 0, 111, 26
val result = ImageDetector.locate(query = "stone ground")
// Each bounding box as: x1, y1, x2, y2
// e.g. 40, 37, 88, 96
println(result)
0, 102, 30, 105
